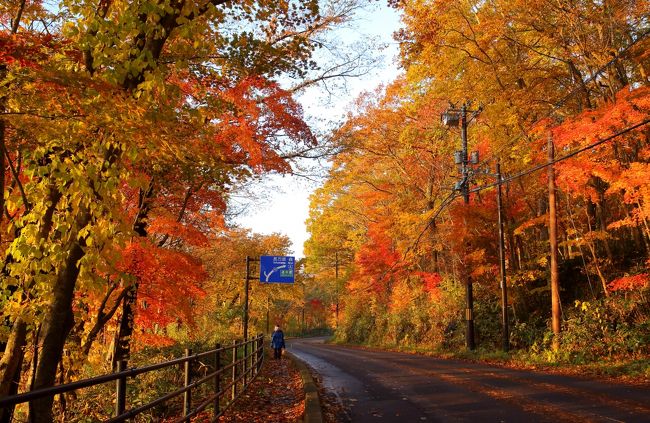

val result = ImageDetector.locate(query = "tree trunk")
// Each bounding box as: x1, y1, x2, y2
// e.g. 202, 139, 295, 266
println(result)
0, 113, 5, 236
112, 285, 138, 370
584, 208, 610, 296
568, 60, 592, 110
29, 211, 90, 422
0, 317, 27, 423
82, 285, 126, 358
112, 182, 155, 368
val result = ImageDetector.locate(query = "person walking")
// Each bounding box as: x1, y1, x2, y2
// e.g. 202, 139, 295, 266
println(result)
271, 325, 285, 359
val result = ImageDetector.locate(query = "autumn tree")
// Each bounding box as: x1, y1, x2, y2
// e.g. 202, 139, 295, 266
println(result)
0, 0, 369, 420
306, 0, 649, 355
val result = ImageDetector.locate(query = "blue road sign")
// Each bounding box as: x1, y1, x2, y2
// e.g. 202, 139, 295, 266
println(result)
260, 256, 295, 283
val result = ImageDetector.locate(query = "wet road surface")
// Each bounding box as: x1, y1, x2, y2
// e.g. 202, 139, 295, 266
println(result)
287, 338, 650, 423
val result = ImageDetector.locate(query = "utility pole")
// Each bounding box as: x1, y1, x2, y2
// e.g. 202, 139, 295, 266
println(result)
302, 280, 306, 335
460, 105, 470, 204
496, 161, 509, 351
266, 297, 270, 335
442, 102, 477, 351
335, 251, 339, 329
460, 104, 475, 351
244, 256, 251, 341
243, 256, 260, 339
547, 135, 561, 350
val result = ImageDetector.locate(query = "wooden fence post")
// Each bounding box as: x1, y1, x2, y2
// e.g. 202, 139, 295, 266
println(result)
257, 333, 264, 373
214, 343, 221, 416
183, 349, 192, 417
115, 360, 127, 417
231, 340, 237, 401
241, 338, 248, 389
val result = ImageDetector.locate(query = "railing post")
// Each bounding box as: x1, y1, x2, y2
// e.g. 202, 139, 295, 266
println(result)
249, 337, 253, 379
242, 339, 247, 388
214, 343, 221, 416
183, 348, 192, 417
255, 335, 261, 374
115, 360, 127, 418
251, 337, 256, 377
243, 337, 248, 388
257, 333, 264, 373
231, 340, 237, 401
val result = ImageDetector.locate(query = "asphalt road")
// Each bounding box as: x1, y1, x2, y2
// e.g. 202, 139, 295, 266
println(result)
287, 338, 650, 423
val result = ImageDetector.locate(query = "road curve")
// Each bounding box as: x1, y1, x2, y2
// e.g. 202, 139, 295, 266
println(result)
287, 338, 650, 423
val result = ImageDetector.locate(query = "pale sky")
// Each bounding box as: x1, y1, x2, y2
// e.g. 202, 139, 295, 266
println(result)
233, 3, 402, 257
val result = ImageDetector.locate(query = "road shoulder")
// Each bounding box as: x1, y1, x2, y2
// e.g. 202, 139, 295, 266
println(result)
286, 351, 324, 423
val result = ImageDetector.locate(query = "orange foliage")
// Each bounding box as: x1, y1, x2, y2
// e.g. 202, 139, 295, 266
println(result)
0, 31, 55, 67
551, 86, 650, 200
211, 76, 315, 173
607, 274, 649, 292
147, 215, 209, 247
355, 226, 401, 294
117, 241, 207, 339
417, 271, 442, 294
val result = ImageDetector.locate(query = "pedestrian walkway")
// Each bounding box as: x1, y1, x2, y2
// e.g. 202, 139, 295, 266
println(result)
219, 353, 305, 422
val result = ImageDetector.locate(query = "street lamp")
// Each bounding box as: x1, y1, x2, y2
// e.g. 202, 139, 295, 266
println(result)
442, 103, 475, 350
441, 110, 460, 127
441, 103, 510, 352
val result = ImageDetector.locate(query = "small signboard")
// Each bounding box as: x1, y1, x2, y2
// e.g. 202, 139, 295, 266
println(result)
259, 256, 295, 283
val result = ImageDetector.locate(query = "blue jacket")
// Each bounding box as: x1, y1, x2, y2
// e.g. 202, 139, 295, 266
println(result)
271, 330, 285, 349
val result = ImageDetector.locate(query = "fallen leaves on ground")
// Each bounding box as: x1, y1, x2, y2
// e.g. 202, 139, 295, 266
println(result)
302, 365, 349, 423
218, 353, 305, 422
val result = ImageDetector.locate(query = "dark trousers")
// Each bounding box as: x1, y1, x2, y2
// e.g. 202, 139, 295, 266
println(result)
273, 348, 282, 359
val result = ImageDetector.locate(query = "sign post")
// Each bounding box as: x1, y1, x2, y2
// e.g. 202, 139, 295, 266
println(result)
243, 256, 294, 343
243, 256, 260, 341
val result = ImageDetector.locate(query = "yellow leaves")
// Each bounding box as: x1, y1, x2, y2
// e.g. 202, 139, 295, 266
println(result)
514, 214, 547, 236
388, 278, 416, 314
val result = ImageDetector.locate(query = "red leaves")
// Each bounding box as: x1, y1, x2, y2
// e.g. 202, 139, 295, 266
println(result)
607, 273, 649, 292
546, 86, 650, 198
309, 298, 324, 309
355, 226, 401, 294
551, 86, 650, 151
417, 271, 442, 293
117, 241, 207, 335
210, 76, 315, 173
148, 215, 209, 247
0, 32, 53, 67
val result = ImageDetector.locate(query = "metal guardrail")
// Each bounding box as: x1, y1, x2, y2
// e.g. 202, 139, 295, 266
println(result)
0, 334, 265, 422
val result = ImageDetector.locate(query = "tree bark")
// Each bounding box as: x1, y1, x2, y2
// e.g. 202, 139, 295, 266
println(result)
0, 317, 27, 423
82, 284, 127, 358
112, 181, 155, 368
112, 286, 138, 370
29, 209, 91, 422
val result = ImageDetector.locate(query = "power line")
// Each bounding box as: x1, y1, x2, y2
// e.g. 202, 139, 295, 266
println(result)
470, 118, 650, 194
330, 32, 650, 290
479, 29, 650, 166
343, 117, 650, 295
399, 117, 650, 281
